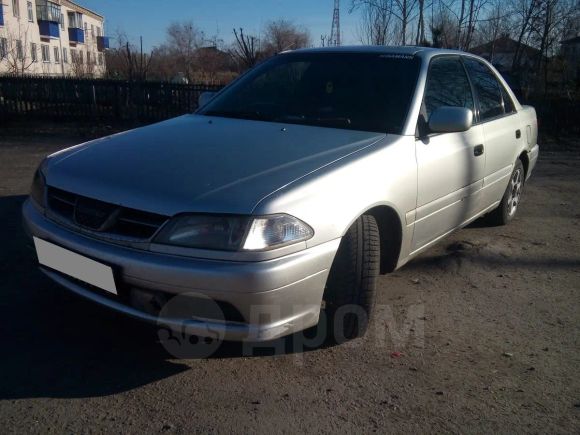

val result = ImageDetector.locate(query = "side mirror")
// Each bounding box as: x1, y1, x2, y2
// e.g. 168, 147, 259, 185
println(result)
428, 106, 473, 133
198, 91, 216, 108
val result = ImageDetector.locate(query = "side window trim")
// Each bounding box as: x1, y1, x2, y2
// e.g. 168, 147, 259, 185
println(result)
459, 56, 481, 124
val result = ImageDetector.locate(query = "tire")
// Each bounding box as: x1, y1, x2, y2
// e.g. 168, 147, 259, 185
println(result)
323, 214, 380, 342
487, 159, 525, 226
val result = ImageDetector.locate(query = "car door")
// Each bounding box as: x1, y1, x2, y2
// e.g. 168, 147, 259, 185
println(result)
462, 57, 524, 209
412, 56, 486, 251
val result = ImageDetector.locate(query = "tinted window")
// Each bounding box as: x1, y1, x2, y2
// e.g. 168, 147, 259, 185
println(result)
201, 53, 421, 134
424, 57, 474, 119
463, 58, 504, 120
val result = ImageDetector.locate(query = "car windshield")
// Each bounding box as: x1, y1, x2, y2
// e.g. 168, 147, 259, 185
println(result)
200, 52, 421, 134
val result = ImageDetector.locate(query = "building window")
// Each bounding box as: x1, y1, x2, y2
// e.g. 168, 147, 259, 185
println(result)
54, 46, 59, 63
12, 0, 20, 18
79, 50, 83, 64
36, 0, 61, 22
60, 14, 64, 30
0, 38, 8, 59
70, 48, 77, 63
84, 22, 88, 37
41, 44, 50, 62
27, 1, 33, 21
31, 42, 37, 62
67, 11, 82, 28
97, 52, 103, 66
62, 47, 68, 63
16, 40, 23, 60
91, 24, 94, 38
87, 51, 91, 64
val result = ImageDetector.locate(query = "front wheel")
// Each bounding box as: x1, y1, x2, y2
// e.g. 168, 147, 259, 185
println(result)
487, 159, 525, 226
323, 214, 380, 342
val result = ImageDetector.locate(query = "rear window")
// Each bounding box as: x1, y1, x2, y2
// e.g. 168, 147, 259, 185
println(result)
201, 53, 421, 134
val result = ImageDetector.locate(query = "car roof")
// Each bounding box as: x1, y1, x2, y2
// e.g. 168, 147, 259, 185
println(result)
285, 45, 474, 61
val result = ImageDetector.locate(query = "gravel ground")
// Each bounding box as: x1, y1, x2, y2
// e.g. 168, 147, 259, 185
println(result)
0, 134, 578, 434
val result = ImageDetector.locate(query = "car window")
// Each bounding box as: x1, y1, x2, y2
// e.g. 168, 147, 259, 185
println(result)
463, 58, 505, 121
201, 53, 421, 134
423, 56, 474, 119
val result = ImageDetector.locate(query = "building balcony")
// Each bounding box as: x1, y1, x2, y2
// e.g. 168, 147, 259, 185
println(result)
38, 21, 60, 38
0, 3, 5, 26
69, 28, 85, 44
97, 36, 110, 51
36, 3, 61, 38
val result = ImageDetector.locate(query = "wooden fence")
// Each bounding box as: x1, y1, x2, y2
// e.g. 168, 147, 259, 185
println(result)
0, 76, 223, 123
0, 76, 577, 137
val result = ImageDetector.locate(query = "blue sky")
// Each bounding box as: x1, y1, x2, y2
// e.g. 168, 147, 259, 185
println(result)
78, 0, 361, 51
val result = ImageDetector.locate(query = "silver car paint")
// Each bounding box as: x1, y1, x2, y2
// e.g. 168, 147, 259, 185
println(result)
45, 115, 385, 216
23, 46, 539, 340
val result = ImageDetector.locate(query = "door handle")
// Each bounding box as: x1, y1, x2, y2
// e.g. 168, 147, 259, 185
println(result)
516, 129, 521, 139
474, 144, 484, 157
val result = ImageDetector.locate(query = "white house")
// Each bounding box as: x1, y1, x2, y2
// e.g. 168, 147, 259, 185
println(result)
0, 0, 109, 77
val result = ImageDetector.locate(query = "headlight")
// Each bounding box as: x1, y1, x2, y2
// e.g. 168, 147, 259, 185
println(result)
242, 214, 313, 250
30, 166, 47, 208
154, 213, 313, 251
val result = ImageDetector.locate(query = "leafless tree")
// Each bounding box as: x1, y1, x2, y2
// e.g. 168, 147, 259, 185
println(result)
415, 0, 428, 44
105, 31, 153, 80
262, 19, 311, 55
355, 0, 395, 44
351, 0, 420, 44
474, 0, 510, 60
1, 24, 35, 75
163, 21, 204, 81
510, 0, 543, 72
231, 28, 261, 70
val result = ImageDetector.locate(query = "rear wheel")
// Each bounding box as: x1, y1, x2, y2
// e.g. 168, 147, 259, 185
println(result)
323, 214, 380, 342
487, 159, 525, 226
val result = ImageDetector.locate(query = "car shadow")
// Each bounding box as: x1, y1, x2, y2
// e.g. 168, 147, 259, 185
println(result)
0, 195, 330, 400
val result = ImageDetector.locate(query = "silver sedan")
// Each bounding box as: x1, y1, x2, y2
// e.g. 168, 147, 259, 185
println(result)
23, 46, 539, 342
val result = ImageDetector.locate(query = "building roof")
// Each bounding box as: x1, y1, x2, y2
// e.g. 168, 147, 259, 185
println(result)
60, 0, 104, 21
470, 36, 540, 57
560, 36, 580, 45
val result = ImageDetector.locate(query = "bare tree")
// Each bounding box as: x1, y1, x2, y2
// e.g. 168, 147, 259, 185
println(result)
475, 0, 510, 60
430, 6, 460, 47
415, 0, 428, 44
1, 24, 35, 75
351, 0, 419, 44
105, 31, 153, 80
510, 0, 542, 72
532, 0, 575, 93
231, 28, 261, 70
355, 0, 395, 44
262, 19, 311, 55
164, 21, 204, 82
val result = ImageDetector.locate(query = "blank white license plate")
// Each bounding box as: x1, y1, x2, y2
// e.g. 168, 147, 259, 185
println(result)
34, 237, 117, 295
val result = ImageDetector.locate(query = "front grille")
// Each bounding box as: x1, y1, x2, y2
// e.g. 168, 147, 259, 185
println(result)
47, 186, 169, 241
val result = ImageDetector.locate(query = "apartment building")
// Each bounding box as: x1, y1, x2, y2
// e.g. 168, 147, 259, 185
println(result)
0, 0, 109, 77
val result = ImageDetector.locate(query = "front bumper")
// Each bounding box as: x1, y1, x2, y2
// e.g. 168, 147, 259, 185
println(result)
22, 199, 339, 341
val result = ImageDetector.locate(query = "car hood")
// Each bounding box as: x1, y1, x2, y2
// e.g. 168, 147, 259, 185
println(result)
46, 115, 385, 216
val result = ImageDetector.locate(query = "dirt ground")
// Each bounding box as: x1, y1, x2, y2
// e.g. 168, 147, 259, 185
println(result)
0, 133, 578, 434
